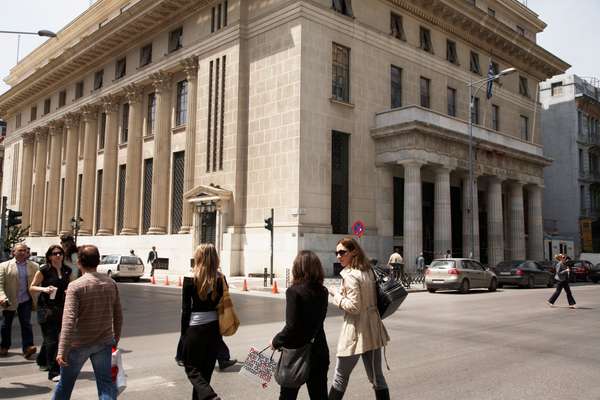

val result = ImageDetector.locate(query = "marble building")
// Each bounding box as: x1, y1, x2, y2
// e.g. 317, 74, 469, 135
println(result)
0, 0, 568, 276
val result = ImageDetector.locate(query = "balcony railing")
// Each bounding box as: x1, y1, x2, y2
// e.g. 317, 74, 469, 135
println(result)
577, 133, 600, 145
579, 170, 600, 182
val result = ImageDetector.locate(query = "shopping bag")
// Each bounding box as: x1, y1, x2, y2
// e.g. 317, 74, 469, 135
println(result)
111, 346, 127, 396
239, 346, 277, 388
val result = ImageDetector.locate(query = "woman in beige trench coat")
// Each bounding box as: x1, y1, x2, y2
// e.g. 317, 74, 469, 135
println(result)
328, 237, 390, 400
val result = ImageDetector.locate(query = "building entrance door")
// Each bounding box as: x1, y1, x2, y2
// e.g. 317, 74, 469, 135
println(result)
199, 211, 217, 244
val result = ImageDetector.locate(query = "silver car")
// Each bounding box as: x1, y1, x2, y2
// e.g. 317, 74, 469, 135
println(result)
98, 255, 145, 281
425, 258, 497, 293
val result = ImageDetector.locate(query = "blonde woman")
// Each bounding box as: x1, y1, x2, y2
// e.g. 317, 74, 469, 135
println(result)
328, 238, 390, 400
180, 244, 224, 400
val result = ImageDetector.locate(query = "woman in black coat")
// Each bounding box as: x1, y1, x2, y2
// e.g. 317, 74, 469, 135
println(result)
547, 254, 576, 308
271, 250, 329, 400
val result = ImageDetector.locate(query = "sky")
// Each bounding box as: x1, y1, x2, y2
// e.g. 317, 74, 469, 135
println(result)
0, 0, 598, 96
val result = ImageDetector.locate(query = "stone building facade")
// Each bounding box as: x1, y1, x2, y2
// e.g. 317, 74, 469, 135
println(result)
0, 0, 567, 275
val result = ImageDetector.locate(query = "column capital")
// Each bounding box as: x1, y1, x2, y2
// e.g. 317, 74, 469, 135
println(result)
101, 95, 121, 113
22, 131, 35, 144
434, 165, 453, 174
34, 126, 48, 139
63, 113, 81, 129
124, 83, 144, 104
81, 104, 99, 121
398, 159, 426, 168
48, 121, 62, 135
181, 56, 199, 80
150, 71, 172, 93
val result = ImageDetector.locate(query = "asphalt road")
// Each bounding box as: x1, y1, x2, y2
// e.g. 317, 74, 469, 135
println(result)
1, 282, 599, 399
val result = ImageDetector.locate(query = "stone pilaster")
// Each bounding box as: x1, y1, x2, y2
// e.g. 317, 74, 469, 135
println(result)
179, 57, 199, 234
148, 72, 172, 235
78, 105, 98, 236
97, 96, 120, 236
487, 177, 504, 268
509, 181, 526, 260
402, 161, 424, 273
434, 167, 452, 259
19, 132, 35, 229
462, 173, 480, 259
121, 85, 144, 235
527, 184, 544, 260
60, 113, 80, 235
30, 128, 48, 236
43, 122, 63, 236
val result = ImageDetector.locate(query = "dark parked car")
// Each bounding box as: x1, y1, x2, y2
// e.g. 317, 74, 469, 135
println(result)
536, 260, 557, 275
494, 260, 554, 288
568, 260, 592, 282
590, 264, 600, 283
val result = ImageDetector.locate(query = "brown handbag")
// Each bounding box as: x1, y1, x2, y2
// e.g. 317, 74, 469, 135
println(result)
217, 277, 240, 336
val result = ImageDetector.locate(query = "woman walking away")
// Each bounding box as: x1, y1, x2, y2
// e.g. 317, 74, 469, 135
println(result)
547, 254, 576, 308
271, 251, 329, 400
328, 238, 390, 400
60, 234, 79, 279
181, 244, 224, 400
29, 245, 73, 381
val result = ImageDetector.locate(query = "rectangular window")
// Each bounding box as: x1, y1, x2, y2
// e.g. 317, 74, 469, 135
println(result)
516, 25, 525, 36
94, 70, 104, 90
332, 43, 350, 102
117, 164, 126, 234
390, 12, 406, 41
331, 0, 353, 17
168, 27, 183, 53
10, 144, 20, 204
139, 43, 152, 67
121, 103, 129, 143
75, 81, 84, 99
16, 113, 21, 129
147, 93, 156, 135
391, 65, 402, 109
551, 81, 563, 96
217, 3, 222, 30
492, 104, 499, 130
115, 57, 127, 79
580, 186, 585, 211
59, 90, 66, 108
420, 77, 430, 108
470, 51, 481, 74
471, 97, 480, 124
142, 158, 153, 233
95, 169, 103, 233
446, 40, 458, 65
488, 7, 496, 17
99, 112, 106, 150
419, 27, 433, 53
30, 106, 37, 121
447, 87, 456, 117
176, 80, 188, 126
331, 131, 349, 234
579, 149, 584, 172
207, 60, 213, 172
76, 174, 83, 218
211, 6, 216, 33
491, 61, 499, 76
171, 151, 185, 233
519, 76, 529, 97
578, 111, 583, 135
520, 115, 529, 141
44, 98, 51, 115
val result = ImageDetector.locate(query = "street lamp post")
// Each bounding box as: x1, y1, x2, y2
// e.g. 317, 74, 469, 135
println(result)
0, 29, 57, 62
70, 216, 83, 245
466, 67, 516, 259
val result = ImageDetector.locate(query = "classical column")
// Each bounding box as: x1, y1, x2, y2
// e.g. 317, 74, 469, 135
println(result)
508, 181, 526, 259
434, 167, 452, 259
121, 85, 144, 235
18, 132, 35, 229
97, 96, 120, 236
487, 177, 504, 268
402, 161, 424, 273
60, 113, 80, 235
43, 122, 63, 236
527, 184, 544, 260
30, 128, 48, 236
148, 72, 172, 234
462, 173, 480, 259
179, 57, 199, 234
78, 105, 99, 236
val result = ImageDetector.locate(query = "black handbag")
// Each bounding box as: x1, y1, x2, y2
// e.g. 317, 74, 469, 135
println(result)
372, 266, 408, 319
274, 337, 315, 388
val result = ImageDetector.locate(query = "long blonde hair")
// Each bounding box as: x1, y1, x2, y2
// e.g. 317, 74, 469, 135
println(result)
193, 244, 220, 301
337, 237, 370, 271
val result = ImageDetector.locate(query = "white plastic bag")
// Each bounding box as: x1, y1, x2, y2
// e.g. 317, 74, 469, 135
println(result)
111, 346, 127, 396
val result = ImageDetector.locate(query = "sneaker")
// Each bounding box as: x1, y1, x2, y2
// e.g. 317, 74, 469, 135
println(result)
0, 348, 8, 357
545, 301, 554, 307
569, 305, 577, 309
51, 375, 61, 382
176, 359, 184, 367
23, 346, 37, 359
218, 358, 237, 371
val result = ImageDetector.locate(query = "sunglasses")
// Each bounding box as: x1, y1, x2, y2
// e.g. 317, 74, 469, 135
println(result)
335, 250, 348, 257
51, 252, 64, 256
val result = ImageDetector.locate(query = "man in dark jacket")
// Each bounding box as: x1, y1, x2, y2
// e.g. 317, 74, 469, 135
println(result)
547, 254, 576, 308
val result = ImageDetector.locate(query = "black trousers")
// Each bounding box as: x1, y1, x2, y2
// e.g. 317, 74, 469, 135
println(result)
548, 280, 576, 306
177, 334, 230, 365
278, 357, 329, 400
38, 308, 62, 379
182, 321, 221, 400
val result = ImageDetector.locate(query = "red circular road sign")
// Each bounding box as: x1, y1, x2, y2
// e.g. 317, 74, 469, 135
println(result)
351, 220, 365, 238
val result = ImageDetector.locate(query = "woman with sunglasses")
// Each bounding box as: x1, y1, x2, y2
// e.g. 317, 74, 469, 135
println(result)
29, 245, 73, 381
328, 237, 390, 400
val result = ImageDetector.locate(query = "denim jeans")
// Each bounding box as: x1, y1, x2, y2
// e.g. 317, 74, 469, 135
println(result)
1, 299, 34, 351
52, 343, 116, 400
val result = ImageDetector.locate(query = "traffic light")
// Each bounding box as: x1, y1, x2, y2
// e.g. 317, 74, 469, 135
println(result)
264, 217, 273, 231
7, 209, 22, 227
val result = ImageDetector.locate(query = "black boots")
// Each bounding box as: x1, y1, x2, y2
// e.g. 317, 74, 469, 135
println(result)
375, 389, 390, 400
328, 388, 344, 400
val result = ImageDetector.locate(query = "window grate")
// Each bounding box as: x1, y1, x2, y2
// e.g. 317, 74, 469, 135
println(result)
220, 55, 226, 170
142, 159, 153, 233
331, 131, 349, 234
200, 211, 217, 244
117, 165, 126, 233
207, 61, 213, 172
171, 151, 185, 233
95, 170, 103, 234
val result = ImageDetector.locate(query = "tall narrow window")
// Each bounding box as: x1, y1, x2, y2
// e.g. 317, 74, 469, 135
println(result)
420, 77, 430, 108
578, 111, 583, 135
121, 103, 129, 143
44, 98, 51, 115
447, 87, 456, 117
519, 76, 530, 97
168, 27, 183, 53
579, 149, 584, 172
139, 43, 152, 67
117, 165, 126, 233
331, 0, 353, 17
171, 151, 185, 233
520, 115, 529, 140
470, 51, 481, 74
115, 57, 127, 79
419, 27, 433, 53
176, 80, 188, 126
492, 104, 499, 130
94, 70, 104, 90
10, 144, 20, 203
147, 93, 156, 135
95, 169, 103, 233
391, 65, 402, 109
331, 131, 349, 234
30, 106, 37, 121
446, 40, 458, 65
59, 90, 67, 108
75, 81, 84, 99
16, 113, 21, 129
142, 158, 153, 233
76, 174, 83, 219
471, 97, 480, 124
390, 12, 406, 41
99, 113, 106, 150
59, 178, 65, 231
332, 43, 350, 102
207, 61, 213, 172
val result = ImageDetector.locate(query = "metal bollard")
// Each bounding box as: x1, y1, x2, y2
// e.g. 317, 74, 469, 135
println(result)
264, 267, 268, 288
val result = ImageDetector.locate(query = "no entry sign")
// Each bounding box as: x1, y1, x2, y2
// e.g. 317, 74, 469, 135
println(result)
351, 220, 365, 238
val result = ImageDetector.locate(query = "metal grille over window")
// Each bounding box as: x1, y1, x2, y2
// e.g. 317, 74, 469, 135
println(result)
220, 55, 226, 170
200, 208, 217, 244
117, 165, 126, 234
171, 151, 185, 233
95, 169, 103, 234
176, 80, 188, 126
142, 158, 153, 233
213, 58, 220, 172
207, 60, 213, 172
332, 43, 350, 102
331, 131, 349, 234
390, 13, 406, 41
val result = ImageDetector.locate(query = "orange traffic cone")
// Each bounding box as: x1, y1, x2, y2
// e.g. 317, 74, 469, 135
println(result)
242, 279, 249, 292
178, 276, 182, 287
151, 275, 156, 285
164, 275, 170, 286
271, 281, 279, 294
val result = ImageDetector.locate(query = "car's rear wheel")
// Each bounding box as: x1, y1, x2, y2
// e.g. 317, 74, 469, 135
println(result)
459, 279, 470, 294
592, 277, 599, 284
427, 287, 437, 293
488, 278, 497, 292
527, 275, 535, 289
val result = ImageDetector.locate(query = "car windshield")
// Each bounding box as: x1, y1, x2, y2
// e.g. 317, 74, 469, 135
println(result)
100, 255, 119, 264
430, 260, 455, 269
121, 256, 142, 265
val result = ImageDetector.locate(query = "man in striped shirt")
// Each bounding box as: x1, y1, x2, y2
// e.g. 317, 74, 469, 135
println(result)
53, 245, 123, 400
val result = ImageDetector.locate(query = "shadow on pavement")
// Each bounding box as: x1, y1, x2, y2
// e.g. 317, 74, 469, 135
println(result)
0, 360, 33, 367
0, 383, 52, 399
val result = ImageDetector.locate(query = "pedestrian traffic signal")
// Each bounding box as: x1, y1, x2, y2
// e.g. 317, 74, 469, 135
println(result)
264, 217, 273, 231
6, 209, 22, 227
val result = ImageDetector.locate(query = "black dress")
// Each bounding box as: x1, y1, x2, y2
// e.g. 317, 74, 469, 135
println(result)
180, 276, 224, 400
272, 282, 329, 400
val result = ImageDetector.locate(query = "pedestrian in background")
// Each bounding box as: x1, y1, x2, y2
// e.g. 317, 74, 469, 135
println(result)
53, 245, 122, 400
444, 250, 452, 259
416, 252, 425, 273
60, 234, 79, 279
0, 243, 39, 359
29, 245, 73, 381
147, 246, 158, 277
328, 238, 390, 400
271, 250, 329, 400
547, 253, 577, 309
180, 244, 225, 400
